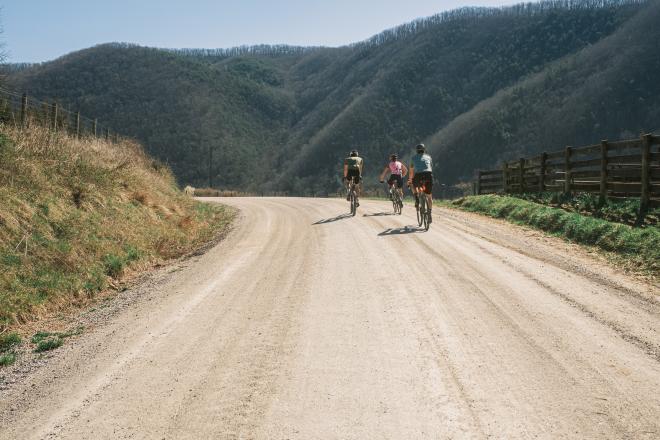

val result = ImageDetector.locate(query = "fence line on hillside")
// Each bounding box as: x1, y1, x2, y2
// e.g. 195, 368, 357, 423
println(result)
473, 133, 660, 221
0, 87, 122, 142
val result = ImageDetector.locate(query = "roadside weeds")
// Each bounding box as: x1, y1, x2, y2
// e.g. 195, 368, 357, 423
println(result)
440, 195, 659, 279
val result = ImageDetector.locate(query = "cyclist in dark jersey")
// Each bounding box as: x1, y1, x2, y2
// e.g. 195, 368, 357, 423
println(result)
408, 144, 433, 221
343, 150, 364, 205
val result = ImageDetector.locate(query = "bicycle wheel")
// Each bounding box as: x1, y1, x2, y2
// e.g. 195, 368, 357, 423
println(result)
417, 196, 424, 227
350, 193, 357, 216
394, 193, 402, 214
423, 196, 431, 231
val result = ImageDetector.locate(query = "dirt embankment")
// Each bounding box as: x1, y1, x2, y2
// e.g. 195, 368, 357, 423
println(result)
0, 125, 234, 336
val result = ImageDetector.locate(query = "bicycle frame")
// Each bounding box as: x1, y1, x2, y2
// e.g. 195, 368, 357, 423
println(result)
387, 181, 403, 215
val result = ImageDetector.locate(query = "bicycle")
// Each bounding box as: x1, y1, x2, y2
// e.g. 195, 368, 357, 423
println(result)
346, 177, 358, 216
385, 181, 403, 215
413, 180, 432, 231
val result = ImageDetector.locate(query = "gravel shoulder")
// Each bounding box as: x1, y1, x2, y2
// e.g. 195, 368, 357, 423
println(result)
1, 197, 658, 439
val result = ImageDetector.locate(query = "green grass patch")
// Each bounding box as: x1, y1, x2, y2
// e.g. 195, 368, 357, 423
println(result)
445, 195, 659, 276
0, 332, 21, 367
34, 336, 63, 352
31, 326, 84, 353
0, 332, 21, 352
510, 192, 659, 227
103, 253, 126, 277
0, 352, 16, 366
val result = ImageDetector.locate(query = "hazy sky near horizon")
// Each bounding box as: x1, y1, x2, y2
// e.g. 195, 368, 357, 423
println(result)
3, 0, 535, 63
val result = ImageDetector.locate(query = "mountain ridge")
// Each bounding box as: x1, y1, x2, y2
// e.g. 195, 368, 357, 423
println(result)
6, 0, 655, 194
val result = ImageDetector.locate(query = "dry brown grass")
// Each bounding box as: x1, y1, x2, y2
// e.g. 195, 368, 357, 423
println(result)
193, 188, 253, 197
0, 124, 235, 331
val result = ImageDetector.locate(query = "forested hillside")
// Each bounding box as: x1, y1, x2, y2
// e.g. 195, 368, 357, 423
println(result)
7, 0, 657, 194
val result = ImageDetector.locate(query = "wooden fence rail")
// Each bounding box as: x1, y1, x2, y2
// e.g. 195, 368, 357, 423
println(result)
475, 134, 660, 216
0, 88, 121, 142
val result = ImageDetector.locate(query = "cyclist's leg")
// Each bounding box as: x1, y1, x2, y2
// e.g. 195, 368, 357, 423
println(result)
411, 176, 420, 207
422, 176, 433, 221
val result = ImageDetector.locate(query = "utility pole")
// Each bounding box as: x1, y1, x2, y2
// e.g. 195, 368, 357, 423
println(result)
208, 143, 213, 189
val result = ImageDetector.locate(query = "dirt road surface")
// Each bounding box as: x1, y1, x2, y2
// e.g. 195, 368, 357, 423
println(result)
1, 198, 659, 439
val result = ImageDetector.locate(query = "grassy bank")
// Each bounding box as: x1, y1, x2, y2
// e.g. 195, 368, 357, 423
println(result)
0, 125, 234, 332
509, 192, 660, 227
444, 195, 659, 276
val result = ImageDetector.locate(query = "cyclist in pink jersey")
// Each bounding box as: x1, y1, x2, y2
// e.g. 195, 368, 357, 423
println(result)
379, 154, 408, 201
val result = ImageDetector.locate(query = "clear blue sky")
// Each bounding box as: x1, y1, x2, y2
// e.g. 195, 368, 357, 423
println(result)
3, 0, 532, 63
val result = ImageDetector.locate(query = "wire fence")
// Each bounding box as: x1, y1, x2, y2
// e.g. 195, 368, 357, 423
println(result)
0, 87, 121, 141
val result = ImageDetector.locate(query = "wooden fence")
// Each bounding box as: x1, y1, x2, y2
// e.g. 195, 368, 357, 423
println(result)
0, 88, 120, 141
475, 134, 660, 213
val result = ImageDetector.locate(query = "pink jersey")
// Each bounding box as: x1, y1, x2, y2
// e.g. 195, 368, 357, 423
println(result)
388, 160, 403, 176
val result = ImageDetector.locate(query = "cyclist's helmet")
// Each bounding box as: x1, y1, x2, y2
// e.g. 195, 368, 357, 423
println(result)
350, 150, 359, 157
416, 143, 426, 153
390, 153, 398, 161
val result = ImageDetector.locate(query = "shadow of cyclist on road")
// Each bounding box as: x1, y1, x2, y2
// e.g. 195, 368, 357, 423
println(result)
378, 226, 425, 236
312, 213, 353, 225
363, 212, 396, 217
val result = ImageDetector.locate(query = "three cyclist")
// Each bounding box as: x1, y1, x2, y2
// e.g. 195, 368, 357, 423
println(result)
342, 145, 433, 221
379, 154, 408, 201
408, 143, 434, 223
343, 150, 364, 207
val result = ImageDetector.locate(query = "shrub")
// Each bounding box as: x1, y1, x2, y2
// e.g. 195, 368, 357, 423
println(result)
34, 336, 63, 352
0, 332, 21, 352
103, 254, 125, 278
0, 352, 16, 366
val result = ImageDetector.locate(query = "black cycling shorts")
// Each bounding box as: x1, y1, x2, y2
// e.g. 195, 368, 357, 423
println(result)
387, 174, 403, 188
412, 172, 433, 194
346, 169, 361, 184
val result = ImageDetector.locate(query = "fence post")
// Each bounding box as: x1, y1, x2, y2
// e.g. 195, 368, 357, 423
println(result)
20, 94, 28, 127
50, 102, 58, 131
41, 102, 49, 125
476, 170, 482, 195
639, 134, 652, 223
539, 152, 547, 192
600, 140, 608, 203
564, 146, 572, 193
519, 158, 526, 193
502, 163, 508, 193
74, 111, 81, 138
92, 119, 98, 137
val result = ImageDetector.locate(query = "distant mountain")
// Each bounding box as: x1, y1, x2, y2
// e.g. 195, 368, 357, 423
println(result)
7, 0, 656, 194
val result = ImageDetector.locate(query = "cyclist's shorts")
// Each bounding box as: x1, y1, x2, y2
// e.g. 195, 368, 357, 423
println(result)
412, 172, 433, 194
346, 169, 361, 184
387, 174, 403, 188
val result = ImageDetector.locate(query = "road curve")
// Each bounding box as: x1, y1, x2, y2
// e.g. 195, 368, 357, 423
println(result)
1, 197, 659, 439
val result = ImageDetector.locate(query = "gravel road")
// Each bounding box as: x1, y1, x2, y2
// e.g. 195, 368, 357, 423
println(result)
1, 197, 659, 439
